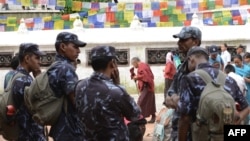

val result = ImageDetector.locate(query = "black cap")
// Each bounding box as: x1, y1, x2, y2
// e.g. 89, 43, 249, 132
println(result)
90, 46, 118, 61
187, 46, 209, 57
173, 26, 202, 40
56, 32, 86, 47
19, 43, 45, 56
208, 45, 219, 55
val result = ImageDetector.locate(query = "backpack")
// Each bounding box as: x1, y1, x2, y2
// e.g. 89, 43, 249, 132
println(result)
191, 69, 235, 141
24, 62, 67, 126
0, 72, 24, 140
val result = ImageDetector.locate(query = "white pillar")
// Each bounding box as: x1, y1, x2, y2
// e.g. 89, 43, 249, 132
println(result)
73, 16, 85, 32
17, 18, 28, 34
130, 15, 144, 31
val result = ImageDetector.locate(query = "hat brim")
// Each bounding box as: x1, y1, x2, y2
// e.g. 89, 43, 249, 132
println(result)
210, 52, 218, 55
173, 34, 191, 39
34, 50, 46, 56
72, 40, 87, 47
173, 34, 179, 38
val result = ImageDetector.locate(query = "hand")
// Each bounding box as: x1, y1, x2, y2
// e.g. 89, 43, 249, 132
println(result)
234, 112, 242, 125
32, 69, 41, 77
165, 94, 179, 109
111, 68, 120, 85
155, 116, 161, 123
133, 75, 138, 80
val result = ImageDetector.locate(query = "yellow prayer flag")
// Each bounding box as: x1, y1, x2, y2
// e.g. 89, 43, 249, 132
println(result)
83, 18, 88, 24
172, 9, 182, 14
165, 22, 173, 27
54, 20, 64, 30
199, 2, 206, 8
160, 22, 169, 27
21, 0, 30, 7
177, 14, 186, 21
72, 1, 82, 12
57, 0, 65, 7
124, 11, 134, 22
104, 23, 111, 28
143, 2, 151, 10
222, 21, 229, 25
222, 11, 231, 17
43, 16, 52, 22
156, 22, 161, 27
88, 10, 97, 16
7, 17, 17, 27
117, 3, 125, 11
213, 17, 221, 23
0, 18, 7, 24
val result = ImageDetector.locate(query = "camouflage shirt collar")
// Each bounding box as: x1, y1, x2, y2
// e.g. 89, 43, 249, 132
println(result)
91, 72, 113, 82
55, 54, 72, 64
16, 66, 30, 75
197, 62, 212, 69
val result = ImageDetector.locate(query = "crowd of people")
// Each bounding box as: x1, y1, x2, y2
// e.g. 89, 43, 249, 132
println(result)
2, 26, 250, 141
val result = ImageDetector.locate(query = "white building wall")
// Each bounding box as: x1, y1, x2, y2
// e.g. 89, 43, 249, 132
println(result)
0, 26, 250, 93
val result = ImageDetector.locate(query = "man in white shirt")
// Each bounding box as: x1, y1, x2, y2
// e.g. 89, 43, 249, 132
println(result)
224, 64, 247, 96
221, 43, 231, 66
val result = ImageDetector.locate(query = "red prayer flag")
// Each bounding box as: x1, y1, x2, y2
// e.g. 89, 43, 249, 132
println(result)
160, 15, 168, 22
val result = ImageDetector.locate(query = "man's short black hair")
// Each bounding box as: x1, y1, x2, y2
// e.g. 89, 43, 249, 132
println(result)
224, 64, 235, 74
233, 54, 243, 61
10, 55, 19, 70
244, 52, 250, 59
91, 56, 113, 71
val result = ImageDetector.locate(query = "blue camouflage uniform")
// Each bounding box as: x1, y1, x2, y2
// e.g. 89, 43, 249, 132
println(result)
75, 46, 141, 141
48, 54, 84, 141
12, 66, 46, 141
178, 63, 249, 140
168, 26, 202, 141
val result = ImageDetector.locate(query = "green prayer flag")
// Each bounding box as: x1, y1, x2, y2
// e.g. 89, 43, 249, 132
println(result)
173, 21, 183, 27
213, 11, 222, 18
66, 0, 72, 8
52, 15, 62, 21
207, 1, 215, 10
115, 11, 124, 22
98, 8, 106, 14
64, 20, 71, 26
169, 14, 178, 22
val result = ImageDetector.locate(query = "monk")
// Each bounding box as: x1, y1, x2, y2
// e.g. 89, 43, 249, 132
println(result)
131, 57, 156, 123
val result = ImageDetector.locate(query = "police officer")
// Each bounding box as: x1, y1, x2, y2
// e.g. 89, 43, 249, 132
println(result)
75, 46, 141, 141
12, 43, 46, 140
178, 47, 250, 141
47, 32, 86, 141
165, 26, 202, 141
